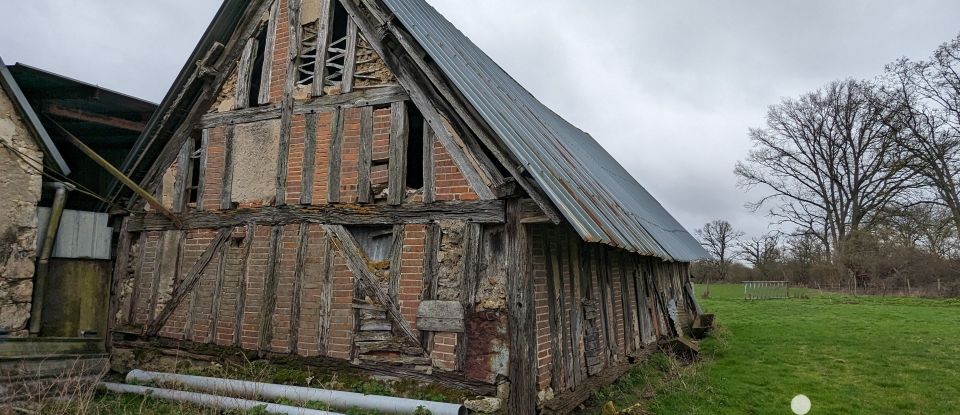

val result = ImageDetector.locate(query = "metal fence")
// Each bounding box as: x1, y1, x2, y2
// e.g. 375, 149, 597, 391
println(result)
744, 281, 790, 300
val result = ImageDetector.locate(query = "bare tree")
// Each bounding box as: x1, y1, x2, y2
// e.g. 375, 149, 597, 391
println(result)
739, 234, 782, 278
886, 34, 960, 233
695, 219, 743, 281
736, 79, 917, 257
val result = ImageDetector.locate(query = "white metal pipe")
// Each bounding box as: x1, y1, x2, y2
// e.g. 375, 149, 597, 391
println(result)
126, 370, 466, 415
100, 382, 342, 415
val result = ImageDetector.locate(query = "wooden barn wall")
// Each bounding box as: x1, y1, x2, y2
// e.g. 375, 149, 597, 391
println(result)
528, 224, 695, 397
111, 0, 503, 384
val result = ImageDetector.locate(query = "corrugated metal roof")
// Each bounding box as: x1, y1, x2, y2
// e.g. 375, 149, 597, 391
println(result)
382, 0, 708, 261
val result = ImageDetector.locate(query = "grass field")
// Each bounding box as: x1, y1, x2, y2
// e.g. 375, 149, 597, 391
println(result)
630, 284, 960, 414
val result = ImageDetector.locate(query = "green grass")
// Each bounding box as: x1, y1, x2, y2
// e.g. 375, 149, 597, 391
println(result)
645, 284, 960, 415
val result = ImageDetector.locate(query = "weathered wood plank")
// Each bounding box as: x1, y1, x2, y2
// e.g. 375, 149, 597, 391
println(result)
416, 301, 464, 332
504, 199, 537, 414
125, 231, 148, 325
196, 129, 210, 211
387, 224, 404, 302
289, 223, 309, 354
172, 141, 191, 213
327, 108, 344, 203
198, 86, 408, 128
420, 222, 440, 349
421, 119, 435, 204
317, 231, 333, 355
543, 231, 566, 392
567, 233, 585, 385
220, 125, 236, 210
127, 200, 506, 231
235, 38, 260, 110
257, 226, 282, 353
323, 225, 424, 352
312, 0, 334, 97
456, 222, 481, 371
232, 224, 255, 347
619, 251, 636, 353
107, 218, 132, 349
387, 101, 409, 205
206, 237, 229, 343
357, 106, 374, 203
341, 19, 358, 93
145, 229, 232, 336
300, 113, 318, 205
257, 0, 280, 105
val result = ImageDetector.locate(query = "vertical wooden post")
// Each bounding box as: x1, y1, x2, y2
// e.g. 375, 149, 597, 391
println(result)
300, 113, 318, 205
233, 224, 254, 347
357, 106, 374, 203
388, 101, 409, 205
257, 226, 282, 354
506, 199, 536, 414
289, 223, 309, 354
341, 20, 359, 93
327, 108, 344, 203
220, 125, 236, 210
422, 120, 436, 203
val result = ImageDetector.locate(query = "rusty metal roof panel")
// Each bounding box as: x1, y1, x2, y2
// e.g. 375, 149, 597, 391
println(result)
383, 0, 707, 261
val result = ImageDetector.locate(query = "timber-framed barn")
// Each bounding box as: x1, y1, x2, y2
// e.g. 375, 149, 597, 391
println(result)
107, 0, 709, 412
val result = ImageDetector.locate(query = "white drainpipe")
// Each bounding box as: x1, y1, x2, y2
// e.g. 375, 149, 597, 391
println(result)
126, 369, 466, 415
100, 382, 342, 415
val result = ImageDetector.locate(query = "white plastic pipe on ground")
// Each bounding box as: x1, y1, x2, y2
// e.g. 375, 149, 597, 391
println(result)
125, 369, 466, 415
100, 382, 343, 415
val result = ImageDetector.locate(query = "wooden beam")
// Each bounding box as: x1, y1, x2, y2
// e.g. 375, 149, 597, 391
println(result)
125, 230, 148, 325
107, 218, 132, 351
145, 228, 232, 336
300, 113, 318, 205
44, 103, 146, 132
220, 125, 236, 210
357, 106, 374, 203
387, 224, 404, 302
341, 19, 358, 93
172, 141, 191, 213
289, 223, 309, 354
387, 101, 409, 205
505, 199, 536, 414
207, 238, 229, 343
234, 38, 259, 110
233, 224, 255, 347
327, 108, 344, 203
317, 232, 334, 355
422, 119, 435, 204
312, 0, 335, 97
324, 225, 424, 353
127, 200, 506, 231
198, 85, 408, 128
258, 226, 282, 354
196, 129, 210, 211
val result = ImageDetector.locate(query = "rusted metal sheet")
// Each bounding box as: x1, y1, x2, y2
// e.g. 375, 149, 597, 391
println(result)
463, 310, 508, 384
36, 208, 112, 260
381, 0, 708, 261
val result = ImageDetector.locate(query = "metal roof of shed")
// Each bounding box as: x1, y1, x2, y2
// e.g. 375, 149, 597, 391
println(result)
382, 0, 708, 261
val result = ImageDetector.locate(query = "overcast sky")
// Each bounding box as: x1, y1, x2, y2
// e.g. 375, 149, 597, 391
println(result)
2, 1, 959, 237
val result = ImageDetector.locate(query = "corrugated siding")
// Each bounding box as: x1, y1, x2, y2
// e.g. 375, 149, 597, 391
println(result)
36, 208, 112, 260
382, 0, 708, 261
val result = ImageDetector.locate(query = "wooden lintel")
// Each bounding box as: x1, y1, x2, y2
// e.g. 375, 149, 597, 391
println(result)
44, 103, 146, 132
127, 200, 506, 232
199, 85, 408, 128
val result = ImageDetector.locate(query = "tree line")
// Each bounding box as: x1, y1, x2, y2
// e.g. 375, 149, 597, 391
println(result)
695, 34, 960, 296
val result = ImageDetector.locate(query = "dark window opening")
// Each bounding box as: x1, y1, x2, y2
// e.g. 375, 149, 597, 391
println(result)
186, 132, 203, 206
406, 104, 424, 189
248, 26, 269, 106
347, 225, 394, 261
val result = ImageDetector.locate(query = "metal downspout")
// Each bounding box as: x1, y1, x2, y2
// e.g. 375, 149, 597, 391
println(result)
28, 181, 72, 335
